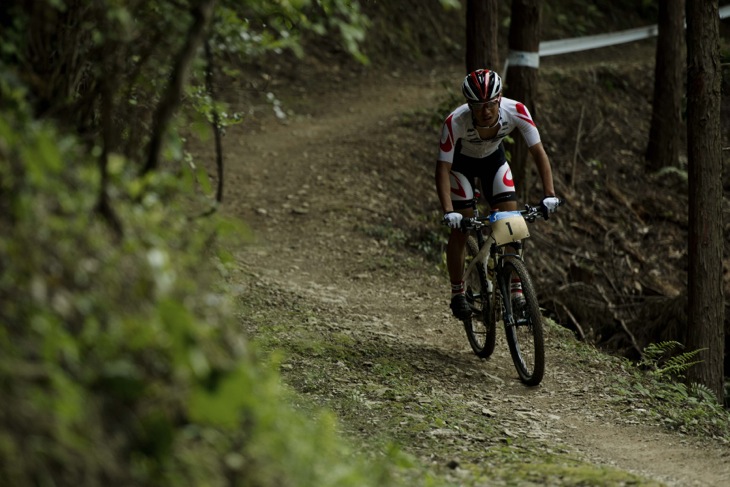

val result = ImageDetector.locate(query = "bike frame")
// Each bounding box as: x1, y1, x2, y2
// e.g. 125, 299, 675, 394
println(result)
461, 199, 539, 327
449, 196, 560, 385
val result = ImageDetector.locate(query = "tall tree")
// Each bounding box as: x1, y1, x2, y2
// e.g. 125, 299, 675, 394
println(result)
505, 0, 541, 199
684, 0, 724, 402
465, 0, 499, 73
646, 0, 685, 172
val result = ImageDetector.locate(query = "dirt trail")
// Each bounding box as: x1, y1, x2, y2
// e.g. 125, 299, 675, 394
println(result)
222, 64, 730, 486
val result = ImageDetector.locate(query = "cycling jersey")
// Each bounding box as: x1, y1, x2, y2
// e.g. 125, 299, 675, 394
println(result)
438, 97, 540, 163
438, 98, 541, 208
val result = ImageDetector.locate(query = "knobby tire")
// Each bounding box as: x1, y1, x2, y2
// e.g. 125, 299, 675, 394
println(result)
463, 235, 496, 358
500, 256, 544, 385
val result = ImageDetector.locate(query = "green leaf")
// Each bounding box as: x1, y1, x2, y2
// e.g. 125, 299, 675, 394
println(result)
189, 365, 250, 427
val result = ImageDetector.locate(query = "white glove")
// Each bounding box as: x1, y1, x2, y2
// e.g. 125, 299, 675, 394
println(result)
443, 212, 463, 229
541, 196, 560, 212
540, 196, 561, 219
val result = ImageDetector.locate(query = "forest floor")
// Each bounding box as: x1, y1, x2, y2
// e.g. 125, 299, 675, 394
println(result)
205, 42, 730, 485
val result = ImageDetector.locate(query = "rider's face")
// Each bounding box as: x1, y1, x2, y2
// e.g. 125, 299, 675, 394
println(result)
469, 96, 501, 127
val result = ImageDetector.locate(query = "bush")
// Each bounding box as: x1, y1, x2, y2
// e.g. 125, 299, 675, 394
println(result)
0, 100, 394, 486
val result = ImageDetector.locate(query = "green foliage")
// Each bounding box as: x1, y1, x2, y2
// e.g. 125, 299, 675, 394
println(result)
608, 341, 730, 438
640, 341, 704, 378
1, 0, 371, 175
212, 0, 370, 64
0, 3, 383, 482
362, 219, 410, 246
438, 0, 460, 9
0, 97, 393, 486
655, 165, 688, 183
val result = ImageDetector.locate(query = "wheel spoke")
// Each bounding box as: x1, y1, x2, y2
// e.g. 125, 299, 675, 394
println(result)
463, 235, 496, 358
501, 257, 544, 386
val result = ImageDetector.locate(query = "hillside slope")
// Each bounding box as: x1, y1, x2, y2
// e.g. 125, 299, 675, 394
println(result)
210, 47, 730, 485
201, 3, 730, 484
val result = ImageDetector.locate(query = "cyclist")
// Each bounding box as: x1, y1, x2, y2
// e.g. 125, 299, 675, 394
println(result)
435, 68, 560, 320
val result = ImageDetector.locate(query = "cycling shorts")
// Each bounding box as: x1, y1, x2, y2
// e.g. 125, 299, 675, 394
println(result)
449, 142, 517, 210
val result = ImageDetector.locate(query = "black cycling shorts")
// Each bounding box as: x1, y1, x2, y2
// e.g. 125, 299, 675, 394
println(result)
450, 142, 517, 210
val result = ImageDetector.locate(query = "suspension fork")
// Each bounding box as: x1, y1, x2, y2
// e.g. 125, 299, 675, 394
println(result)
496, 240, 526, 326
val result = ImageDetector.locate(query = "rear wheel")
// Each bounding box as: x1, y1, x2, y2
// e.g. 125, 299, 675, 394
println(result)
463, 235, 496, 358
501, 256, 544, 385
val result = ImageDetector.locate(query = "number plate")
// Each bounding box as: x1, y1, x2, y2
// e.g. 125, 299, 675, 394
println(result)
489, 211, 529, 245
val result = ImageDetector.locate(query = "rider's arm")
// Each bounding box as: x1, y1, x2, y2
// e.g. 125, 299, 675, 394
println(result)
435, 160, 455, 213
528, 142, 556, 197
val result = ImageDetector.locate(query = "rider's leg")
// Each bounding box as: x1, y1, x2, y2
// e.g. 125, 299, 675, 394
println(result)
446, 208, 474, 284
446, 207, 474, 319
482, 157, 524, 308
444, 167, 476, 319
490, 199, 526, 308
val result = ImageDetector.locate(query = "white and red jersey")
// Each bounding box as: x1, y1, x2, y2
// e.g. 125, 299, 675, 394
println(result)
438, 97, 541, 163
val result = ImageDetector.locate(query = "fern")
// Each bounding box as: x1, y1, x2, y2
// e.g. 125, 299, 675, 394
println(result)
655, 165, 688, 183
640, 341, 705, 378
688, 383, 718, 403
657, 351, 703, 378
640, 340, 683, 367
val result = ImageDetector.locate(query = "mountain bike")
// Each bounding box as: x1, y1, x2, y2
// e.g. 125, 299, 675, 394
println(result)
449, 197, 562, 386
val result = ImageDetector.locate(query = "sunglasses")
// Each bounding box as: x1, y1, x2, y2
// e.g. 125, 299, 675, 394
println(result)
468, 97, 500, 110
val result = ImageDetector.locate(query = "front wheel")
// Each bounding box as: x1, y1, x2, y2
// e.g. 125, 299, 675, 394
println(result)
500, 256, 544, 386
463, 236, 496, 358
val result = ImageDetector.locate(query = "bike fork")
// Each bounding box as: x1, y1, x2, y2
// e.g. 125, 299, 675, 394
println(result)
496, 253, 526, 327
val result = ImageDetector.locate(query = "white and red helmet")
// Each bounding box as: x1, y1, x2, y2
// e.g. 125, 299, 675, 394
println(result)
462, 69, 502, 102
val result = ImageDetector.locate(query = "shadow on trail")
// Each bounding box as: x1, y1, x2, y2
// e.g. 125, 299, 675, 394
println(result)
325, 325, 537, 394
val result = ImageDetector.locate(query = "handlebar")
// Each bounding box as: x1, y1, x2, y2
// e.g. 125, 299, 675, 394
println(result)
522, 203, 550, 223
443, 198, 565, 231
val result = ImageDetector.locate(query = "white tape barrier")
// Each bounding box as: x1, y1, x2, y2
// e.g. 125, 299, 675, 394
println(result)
540, 24, 658, 57
541, 5, 730, 57
504, 4, 730, 73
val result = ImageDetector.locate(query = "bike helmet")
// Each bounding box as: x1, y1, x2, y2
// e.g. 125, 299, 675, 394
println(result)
462, 69, 502, 102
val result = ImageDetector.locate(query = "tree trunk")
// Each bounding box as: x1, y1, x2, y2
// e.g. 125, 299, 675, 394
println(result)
205, 39, 224, 206
465, 0, 499, 73
505, 0, 540, 200
646, 0, 684, 172
685, 0, 724, 402
142, 0, 216, 176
